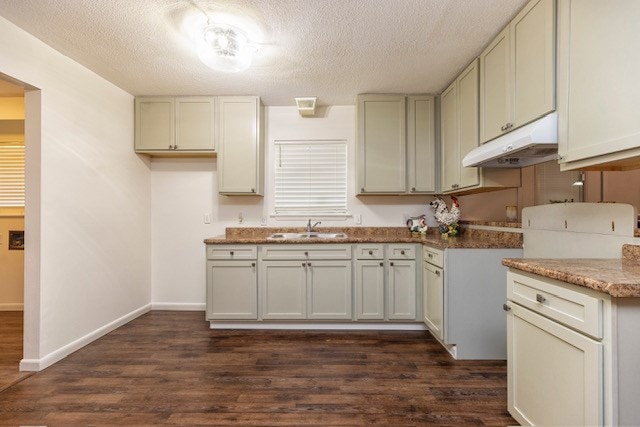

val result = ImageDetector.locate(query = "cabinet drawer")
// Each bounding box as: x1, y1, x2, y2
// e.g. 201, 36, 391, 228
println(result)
507, 270, 603, 339
207, 245, 257, 260
423, 246, 444, 267
260, 245, 352, 260
388, 244, 416, 260
355, 244, 384, 260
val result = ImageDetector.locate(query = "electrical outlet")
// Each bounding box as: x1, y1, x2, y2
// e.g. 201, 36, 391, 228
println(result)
238, 212, 244, 224
204, 214, 211, 224
354, 214, 362, 224
260, 216, 268, 226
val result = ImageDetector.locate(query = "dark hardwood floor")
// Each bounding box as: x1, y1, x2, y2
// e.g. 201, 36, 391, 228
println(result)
0, 311, 31, 393
0, 311, 516, 426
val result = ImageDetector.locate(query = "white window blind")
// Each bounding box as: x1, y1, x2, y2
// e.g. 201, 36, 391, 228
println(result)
0, 144, 25, 207
274, 140, 347, 215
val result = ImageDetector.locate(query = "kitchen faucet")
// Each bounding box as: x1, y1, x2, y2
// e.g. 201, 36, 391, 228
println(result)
307, 219, 321, 232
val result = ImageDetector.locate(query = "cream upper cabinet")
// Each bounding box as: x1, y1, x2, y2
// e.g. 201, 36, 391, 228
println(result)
480, 27, 511, 143
480, 0, 556, 144
217, 96, 264, 195
557, 0, 640, 171
134, 97, 175, 152
175, 97, 216, 151
135, 96, 216, 154
441, 60, 516, 195
511, 0, 555, 129
357, 94, 406, 193
357, 94, 436, 195
407, 96, 436, 193
440, 82, 459, 192
457, 60, 481, 189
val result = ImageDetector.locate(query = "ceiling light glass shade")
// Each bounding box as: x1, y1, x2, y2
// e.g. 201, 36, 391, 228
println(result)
197, 23, 256, 72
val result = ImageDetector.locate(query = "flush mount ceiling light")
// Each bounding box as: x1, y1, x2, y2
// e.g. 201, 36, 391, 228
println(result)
197, 22, 257, 73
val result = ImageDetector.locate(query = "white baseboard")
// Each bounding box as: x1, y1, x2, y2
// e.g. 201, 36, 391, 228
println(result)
0, 303, 24, 311
210, 322, 427, 331
151, 302, 205, 311
19, 303, 152, 372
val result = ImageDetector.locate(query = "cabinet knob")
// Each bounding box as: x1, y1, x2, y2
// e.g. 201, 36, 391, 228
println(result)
174, 145, 178, 149
368, 250, 373, 255
302, 262, 306, 267
536, 294, 546, 303
361, 188, 365, 193
307, 262, 311, 267
251, 188, 255, 193
379, 262, 384, 267
400, 250, 405, 255
230, 251, 234, 256
251, 262, 255, 267
304, 251, 309, 256
428, 253, 433, 258
411, 187, 416, 192
390, 262, 394, 267
503, 303, 511, 312
168, 144, 174, 149
435, 270, 440, 276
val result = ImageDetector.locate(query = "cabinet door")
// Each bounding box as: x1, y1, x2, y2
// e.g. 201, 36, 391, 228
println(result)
307, 260, 352, 320
407, 96, 436, 193
440, 82, 459, 193
457, 59, 481, 190
423, 262, 444, 340
480, 26, 512, 143
175, 97, 215, 151
357, 95, 406, 194
135, 97, 174, 151
355, 260, 385, 320
558, 0, 640, 169
388, 260, 417, 320
507, 303, 602, 426
260, 261, 307, 319
511, 0, 555, 129
206, 260, 257, 320
217, 96, 263, 195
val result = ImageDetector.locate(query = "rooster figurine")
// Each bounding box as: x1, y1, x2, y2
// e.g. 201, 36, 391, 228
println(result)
429, 196, 461, 236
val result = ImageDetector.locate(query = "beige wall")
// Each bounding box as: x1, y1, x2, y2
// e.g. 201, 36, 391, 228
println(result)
0, 216, 23, 310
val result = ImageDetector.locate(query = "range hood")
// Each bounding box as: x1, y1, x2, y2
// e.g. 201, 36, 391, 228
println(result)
462, 112, 558, 168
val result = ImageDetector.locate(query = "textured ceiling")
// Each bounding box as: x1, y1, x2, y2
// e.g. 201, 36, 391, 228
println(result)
0, 0, 528, 105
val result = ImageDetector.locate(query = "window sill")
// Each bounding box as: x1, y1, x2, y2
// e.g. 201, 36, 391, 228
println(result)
271, 213, 352, 221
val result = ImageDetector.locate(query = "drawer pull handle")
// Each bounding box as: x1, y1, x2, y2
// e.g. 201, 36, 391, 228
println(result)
503, 303, 511, 312
368, 250, 373, 255
536, 294, 546, 303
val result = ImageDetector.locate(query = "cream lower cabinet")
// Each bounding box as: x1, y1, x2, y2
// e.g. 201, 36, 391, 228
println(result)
387, 245, 418, 320
557, 0, 640, 170
206, 245, 258, 320
422, 247, 444, 341
506, 270, 604, 426
423, 246, 522, 359
259, 245, 352, 320
355, 244, 385, 320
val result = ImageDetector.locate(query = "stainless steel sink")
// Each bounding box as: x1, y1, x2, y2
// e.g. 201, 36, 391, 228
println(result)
267, 232, 348, 240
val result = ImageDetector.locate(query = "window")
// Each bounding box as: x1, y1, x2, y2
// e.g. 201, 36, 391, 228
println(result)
0, 143, 25, 207
534, 160, 581, 204
274, 139, 347, 216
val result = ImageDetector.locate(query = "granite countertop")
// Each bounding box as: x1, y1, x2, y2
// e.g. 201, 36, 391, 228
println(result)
502, 244, 640, 298
204, 227, 523, 250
